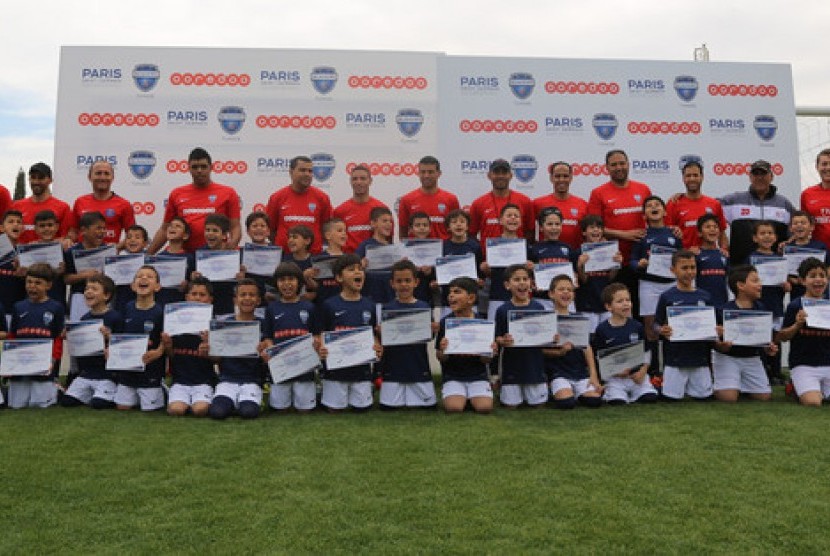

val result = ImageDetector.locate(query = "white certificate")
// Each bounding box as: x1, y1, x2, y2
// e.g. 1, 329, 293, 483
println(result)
323, 326, 377, 370
402, 239, 442, 267
435, 253, 478, 285
802, 298, 830, 330
381, 308, 432, 346
365, 244, 401, 270
444, 318, 495, 356
196, 249, 240, 282
783, 245, 825, 276
646, 245, 676, 279
0, 339, 53, 376
596, 341, 645, 380
508, 310, 557, 347
485, 238, 527, 267
104, 254, 145, 286
72, 245, 116, 273
242, 243, 282, 276
666, 305, 717, 341
311, 255, 338, 279
750, 256, 788, 286
17, 241, 64, 269
534, 262, 574, 291
208, 319, 261, 357
266, 334, 321, 383
556, 314, 591, 348
163, 302, 213, 336
0, 233, 15, 262
106, 334, 148, 371
723, 310, 773, 346
66, 320, 105, 356
582, 241, 620, 273
145, 255, 188, 288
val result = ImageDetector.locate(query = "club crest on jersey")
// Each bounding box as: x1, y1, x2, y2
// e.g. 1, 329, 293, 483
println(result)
396, 109, 424, 138
592, 113, 618, 140
362, 310, 372, 324
144, 320, 155, 333
311, 153, 336, 182
105, 208, 116, 218
668, 237, 676, 246
673, 75, 698, 102
299, 310, 309, 324
43, 312, 54, 326
218, 106, 246, 135
509, 72, 535, 100
308, 203, 316, 212
209, 195, 217, 203
634, 194, 642, 202
128, 150, 156, 180
310, 66, 338, 95
562, 247, 569, 255
754, 115, 778, 142
438, 203, 447, 213
629, 333, 639, 343
571, 208, 578, 216
705, 207, 713, 214
511, 154, 538, 183
132, 63, 160, 92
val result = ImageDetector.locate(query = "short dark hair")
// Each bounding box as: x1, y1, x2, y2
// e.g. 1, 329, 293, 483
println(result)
444, 209, 470, 227
169, 216, 191, 237
322, 217, 345, 236
580, 214, 603, 231
185, 275, 214, 296
290, 156, 312, 170
2, 209, 23, 222
418, 155, 440, 170
601, 282, 629, 306
728, 265, 757, 295
605, 149, 628, 164
499, 203, 521, 218
274, 261, 304, 283
548, 161, 572, 175
391, 259, 418, 277
696, 213, 720, 231
642, 195, 665, 210
126, 224, 149, 242
26, 263, 54, 283
448, 276, 478, 295
205, 213, 230, 233
350, 164, 371, 176
370, 206, 393, 222
87, 273, 116, 300
682, 160, 704, 174
188, 147, 211, 164
549, 274, 574, 291
537, 206, 562, 226
135, 264, 160, 283
78, 211, 106, 229
752, 220, 776, 236
791, 210, 815, 225
245, 211, 270, 229
816, 148, 830, 165
34, 210, 57, 224
288, 224, 314, 243
408, 211, 430, 228
504, 264, 531, 281
334, 253, 362, 277
798, 257, 827, 279
234, 277, 261, 296
671, 249, 696, 267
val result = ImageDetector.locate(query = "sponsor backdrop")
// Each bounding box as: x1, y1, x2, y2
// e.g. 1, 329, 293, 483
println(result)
56, 47, 797, 237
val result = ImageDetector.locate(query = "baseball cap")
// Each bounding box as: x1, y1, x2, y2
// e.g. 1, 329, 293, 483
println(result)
750, 160, 771, 174
29, 162, 52, 178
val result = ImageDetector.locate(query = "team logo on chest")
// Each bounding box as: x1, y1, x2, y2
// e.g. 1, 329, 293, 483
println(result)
43, 312, 54, 326
634, 194, 642, 202
629, 333, 639, 343
299, 310, 309, 324
209, 195, 217, 204
362, 310, 372, 325
308, 203, 317, 213
144, 320, 155, 333
438, 203, 447, 214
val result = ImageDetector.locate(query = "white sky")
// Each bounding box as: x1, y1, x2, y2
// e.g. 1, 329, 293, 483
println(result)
1, 0, 828, 190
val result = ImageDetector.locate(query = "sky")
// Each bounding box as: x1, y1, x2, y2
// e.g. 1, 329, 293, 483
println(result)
1, 0, 829, 190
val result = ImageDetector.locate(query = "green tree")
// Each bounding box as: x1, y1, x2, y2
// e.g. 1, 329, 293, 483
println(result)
14, 167, 25, 200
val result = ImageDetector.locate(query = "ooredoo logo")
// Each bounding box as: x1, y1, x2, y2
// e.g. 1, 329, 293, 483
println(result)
166, 160, 249, 174
347, 75, 428, 89
707, 83, 778, 97
132, 202, 157, 215
310, 66, 338, 94
132, 64, 160, 92
345, 162, 418, 176
396, 109, 424, 138
713, 163, 784, 176
511, 155, 538, 183
754, 115, 778, 141
592, 114, 618, 140
169, 72, 251, 87
509, 73, 535, 100
128, 151, 156, 179
78, 113, 159, 127
626, 121, 701, 135
218, 106, 246, 135
673, 75, 699, 102
255, 115, 337, 129
458, 119, 538, 133
545, 81, 620, 95
311, 153, 336, 182
571, 163, 609, 177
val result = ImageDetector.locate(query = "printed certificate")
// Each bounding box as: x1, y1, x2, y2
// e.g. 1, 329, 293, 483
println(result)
556, 314, 591, 348
145, 255, 188, 288
105, 334, 148, 372
783, 245, 825, 276
311, 254, 338, 279
365, 244, 401, 270
666, 305, 717, 341
646, 245, 676, 279
0, 233, 15, 262
266, 334, 321, 383
0, 339, 53, 376
802, 298, 830, 330
723, 310, 773, 346
582, 241, 620, 273
534, 262, 574, 291
596, 341, 644, 380
508, 310, 557, 347
485, 238, 527, 267
104, 253, 145, 286
750, 255, 788, 286
242, 243, 282, 277
66, 320, 105, 356
444, 318, 495, 356
208, 319, 261, 357
323, 327, 377, 370
72, 245, 116, 273
435, 253, 478, 285
401, 239, 442, 267
381, 308, 432, 346
196, 249, 240, 282
163, 302, 213, 336
17, 241, 64, 269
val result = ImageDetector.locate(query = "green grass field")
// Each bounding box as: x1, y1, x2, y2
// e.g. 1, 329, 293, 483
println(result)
2, 389, 830, 554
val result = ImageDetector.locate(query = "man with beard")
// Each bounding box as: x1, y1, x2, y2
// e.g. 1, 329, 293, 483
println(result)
397, 155, 459, 240
13, 162, 75, 245
333, 165, 388, 253
469, 158, 535, 248
800, 148, 830, 249
665, 160, 727, 249
533, 161, 588, 248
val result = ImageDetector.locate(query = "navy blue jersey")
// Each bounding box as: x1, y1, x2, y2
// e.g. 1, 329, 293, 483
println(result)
11, 297, 65, 377
696, 248, 729, 309
153, 251, 195, 307
784, 297, 830, 368
717, 300, 768, 359
413, 267, 434, 306
547, 312, 590, 381
574, 245, 613, 314
529, 240, 573, 265
495, 300, 547, 385
76, 309, 123, 380
630, 227, 680, 283
283, 253, 313, 272
0, 256, 25, 313
355, 238, 394, 305
440, 238, 482, 306
113, 284, 137, 317
655, 286, 714, 367
320, 294, 377, 381
379, 299, 432, 383
787, 240, 828, 300
749, 251, 786, 318
263, 299, 319, 382
170, 333, 216, 386
216, 316, 266, 385
118, 301, 165, 388
63, 243, 88, 296
592, 317, 645, 375
197, 246, 237, 316
435, 314, 490, 383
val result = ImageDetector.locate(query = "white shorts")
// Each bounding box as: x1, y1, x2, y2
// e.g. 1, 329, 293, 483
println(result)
662, 365, 713, 400
790, 365, 830, 398
639, 280, 676, 317
214, 382, 263, 407
65, 377, 117, 405
380, 381, 437, 407
602, 376, 657, 403
169, 383, 214, 406
321, 380, 373, 410
115, 384, 165, 411
551, 377, 597, 398
269, 381, 317, 411
7, 380, 58, 409
500, 383, 549, 406
442, 380, 493, 400
711, 351, 771, 394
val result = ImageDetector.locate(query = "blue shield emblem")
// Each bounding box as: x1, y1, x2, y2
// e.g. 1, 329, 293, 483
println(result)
511, 155, 538, 183
592, 113, 618, 140
634, 194, 642, 202
754, 115, 778, 141
396, 109, 424, 138
362, 310, 372, 324
132, 64, 160, 92
209, 195, 217, 203
509, 72, 535, 100
308, 203, 317, 212
44, 312, 53, 326
299, 310, 309, 324
218, 106, 246, 135
570, 208, 578, 216
310, 66, 338, 95
679, 154, 703, 171
128, 150, 156, 179
144, 320, 155, 333
311, 153, 336, 182
438, 203, 446, 213
673, 75, 698, 102
105, 208, 116, 218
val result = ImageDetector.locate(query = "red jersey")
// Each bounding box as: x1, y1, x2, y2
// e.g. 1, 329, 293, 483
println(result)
665, 194, 727, 248
163, 182, 241, 252
73, 193, 136, 244
469, 190, 535, 248
587, 180, 652, 259
801, 184, 830, 248
397, 187, 459, 240
0, 185, 12, 220
533, 193, 588, 248
13, 195, 75, 244
333, 196, 388, 253
266, 185, 333, 254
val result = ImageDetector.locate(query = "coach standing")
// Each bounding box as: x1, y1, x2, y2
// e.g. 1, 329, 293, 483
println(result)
72, 160, 135, 245
800, 148, 830, 249
14, 162, 75, 245
469, 158, 535, 246
533, 161, 588, 248
397, 155, 459, 240
333, 165, 388, 253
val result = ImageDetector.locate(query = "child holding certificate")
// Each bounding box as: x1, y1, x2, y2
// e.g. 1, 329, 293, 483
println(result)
406, 212, 437, 307
694, 214, 729, 310
112, 224, 149, 316
480, 203, 528, 322
780, 211, 827, 300
155, 216, 195, 307
31, 210, 66, 305
317, 254, 383, 412
592, 283, 657, 405
64, 211, 108, 322
283, 224, 314, 273
574, 215, 623, 333
777, 257, 830, 406
241, 211, 274, 305
378, 259, 436, 410
435, 277, 495, 414
208, 279, 268, 419
546, 275, 603, 409
165, 277, 216, 417
0, 210, 26, 314
712, 265, 775, 402
529, 207, 574, 305
306, 219, 346, 308
494, 265, 549, 408
194, 213, 239, 317
440, 209, 482, 317
262, 262, 319, 413
655, 250, 715, 400
61, 275, 123, 409
356, 207, 397, 313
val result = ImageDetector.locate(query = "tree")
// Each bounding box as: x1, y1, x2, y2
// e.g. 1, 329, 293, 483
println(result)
14, 167, 25, 200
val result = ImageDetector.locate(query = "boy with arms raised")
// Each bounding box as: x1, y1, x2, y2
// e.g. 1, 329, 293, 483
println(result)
155, 216, 194, 306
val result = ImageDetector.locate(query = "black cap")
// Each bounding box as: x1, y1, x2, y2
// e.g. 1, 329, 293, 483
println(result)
489, 158, 511, 172
29, 162, 52, 178
750, 160, 771, 174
